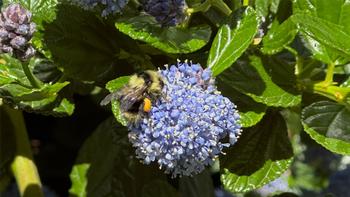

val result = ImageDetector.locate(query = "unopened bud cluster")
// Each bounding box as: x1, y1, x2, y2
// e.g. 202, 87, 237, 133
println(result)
70, 0, 128, 17
142, 0, 187, 27
0, 4, 36, 61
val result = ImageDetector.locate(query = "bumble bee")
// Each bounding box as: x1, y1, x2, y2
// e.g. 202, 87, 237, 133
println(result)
100, 70, 164, 126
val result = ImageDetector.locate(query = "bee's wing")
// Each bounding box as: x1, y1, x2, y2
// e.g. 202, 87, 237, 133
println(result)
100, 91, 121, 106
118, 86, 147, 111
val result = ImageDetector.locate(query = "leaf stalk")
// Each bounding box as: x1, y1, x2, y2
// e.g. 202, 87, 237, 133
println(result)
21, 61, 41, 89
4, 106, 44, 197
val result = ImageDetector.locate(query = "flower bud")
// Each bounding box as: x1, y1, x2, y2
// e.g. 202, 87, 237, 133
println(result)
70, 0, 128, 17
142, 0, 188, 27
0, 4, 36, 61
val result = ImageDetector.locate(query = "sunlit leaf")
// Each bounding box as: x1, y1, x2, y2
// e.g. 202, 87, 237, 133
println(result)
116, 15, 211, 54
208, 7, 259, 76
302, 101, 350, 155
220, 111, 293, 193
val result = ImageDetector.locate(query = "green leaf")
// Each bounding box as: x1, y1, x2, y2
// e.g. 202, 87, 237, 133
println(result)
0, 55, 74, 116
69, 117, 176, 197
53, 98, 75, 116
292, 0, 315, 13
315, 0, 343, 24
217, 81, 266, 127
179, 170, 215, 197
208, 7, 259, 76
106, 76, 130, 92
32, 59, 62, 83
302, 101, 350, 155
0, 55, 30, 86
220, 111, 293, 193
116, 15, 211, 54
340, 2, 350, 34
221, 159, 292, 193
261, 18, 298, 54
105, 76, 130, 126
142, 180, 178, 197
255, 0, 271, 17
219, 55, 301, 107
292, 0, 350, 64
69, 163, 90, 197
44, 4, 122, 82
292, 13, 350, 57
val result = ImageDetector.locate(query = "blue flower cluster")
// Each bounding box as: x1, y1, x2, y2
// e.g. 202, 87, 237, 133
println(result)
129, 62, 242, 177
142, 0, 187, 26
70, 0, 128, 17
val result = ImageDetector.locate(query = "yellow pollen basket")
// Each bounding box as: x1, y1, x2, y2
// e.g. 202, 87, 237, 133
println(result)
143, 98, 152, 112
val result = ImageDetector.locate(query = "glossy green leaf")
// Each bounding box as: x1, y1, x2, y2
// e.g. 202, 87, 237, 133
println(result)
261, 18, 298, 54
217, 81, 266, 127
219, 55, 301, 107
69, 163, 90, 197
116, 15, 211, 54
0, 55, 31, 86
220, 111, 293, 193
340, 2, 350, 34
106, 76, 130, 92
255, 0, 271, 17
105, 76, 130, 126
302, 101, 350, 155
32, 59, 62, 83
44, 4, 122, 82
292, 13, 350, 57
0, 55, 74, 116
142, 180, 178, 197
207, 7, 259, 76
292, 0, 315, 13
315, 0, 343, 24
293, 0, 350, 64
53, 98, 75, 116
300, 33, 333, 64
222, 159, 292, 193
179, 170, 215, 197
69, 117, 176, 197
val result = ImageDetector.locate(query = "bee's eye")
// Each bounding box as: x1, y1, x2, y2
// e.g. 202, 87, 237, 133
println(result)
143, 98, 152, 112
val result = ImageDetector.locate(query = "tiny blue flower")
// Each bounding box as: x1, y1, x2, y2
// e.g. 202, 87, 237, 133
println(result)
129, 61, 242, 177
142, 0, 187, 27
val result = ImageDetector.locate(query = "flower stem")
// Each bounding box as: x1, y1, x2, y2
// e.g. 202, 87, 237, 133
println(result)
212, 0, 232, 16
186, 0, 232, 16
243, 0, 249, 6
21, 61, 41, 89
313, 84, 350, 103
186, 0, 212, 14
4, 106, 44, 197
324, 62, 335, 85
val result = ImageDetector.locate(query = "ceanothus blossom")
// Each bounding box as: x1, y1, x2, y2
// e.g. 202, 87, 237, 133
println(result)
129, 61, 242, 177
